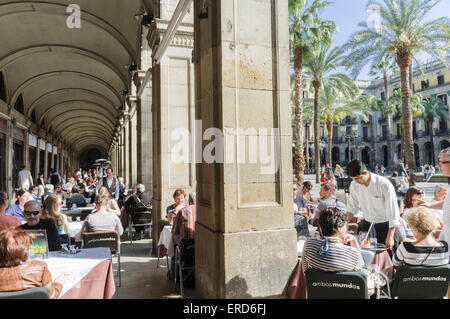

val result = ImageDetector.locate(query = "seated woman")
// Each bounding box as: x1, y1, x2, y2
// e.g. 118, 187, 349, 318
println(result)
0, 228, 65, 299
81, 194, 123, 236
302, 206, 363, 274
166, 188, 186, 225
302, 207, 380, 295
41, 195, 73, 244
97, 186, 121, 216
392, 206, 449, 267
5, 188, 29, 222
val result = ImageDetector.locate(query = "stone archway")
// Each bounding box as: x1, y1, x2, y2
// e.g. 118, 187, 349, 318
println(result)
361, 146, 370, 168
424, 142, 433, 165
382, 145, 388, 168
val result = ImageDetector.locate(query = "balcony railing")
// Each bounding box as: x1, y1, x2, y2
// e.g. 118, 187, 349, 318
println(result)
414, 81, 449, 93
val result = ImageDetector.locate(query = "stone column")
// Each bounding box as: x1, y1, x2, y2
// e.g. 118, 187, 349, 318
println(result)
5, 120, 13, 198
129, 107, 138, 187
123, 115, 130, 184
193, 0, 297, 298
148, 4, 196, 251
23, 130, 30, 171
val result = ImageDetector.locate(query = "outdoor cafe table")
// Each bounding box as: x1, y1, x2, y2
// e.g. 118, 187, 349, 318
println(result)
45, 247, 115, 299
157, 225, 174, 257
288, 247, 393, 299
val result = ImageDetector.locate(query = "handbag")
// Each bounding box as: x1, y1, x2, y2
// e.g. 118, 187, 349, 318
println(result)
418, 239, 437, 266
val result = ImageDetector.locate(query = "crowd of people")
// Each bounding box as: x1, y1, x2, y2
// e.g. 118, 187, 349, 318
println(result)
0, 165, 156, 298
293, 147, 450, 297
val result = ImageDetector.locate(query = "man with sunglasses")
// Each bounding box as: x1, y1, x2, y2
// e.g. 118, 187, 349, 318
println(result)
20, 200, 61, 251
345, 160, 400, 252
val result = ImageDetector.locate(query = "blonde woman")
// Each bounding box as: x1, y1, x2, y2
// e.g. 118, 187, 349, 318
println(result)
392, 206, 449, 267
97, 186, 121, 216
81, 194, 123, 235
41, 194, 71, 243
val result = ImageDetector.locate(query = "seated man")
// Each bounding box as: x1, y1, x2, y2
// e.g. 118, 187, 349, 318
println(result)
28, 185, 40, 201
310, 182, 346, 227
172, 192, 196, 288
20, 200, 62, 251
41, 184, 54, 203
124, 184, 152, 240
68, 185, 87, 207
54, 182, 68, 202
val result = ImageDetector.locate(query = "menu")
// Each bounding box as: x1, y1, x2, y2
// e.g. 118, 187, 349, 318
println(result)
26, 229, 49, 260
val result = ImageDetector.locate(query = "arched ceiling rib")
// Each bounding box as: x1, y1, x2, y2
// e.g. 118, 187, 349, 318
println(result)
0, 0, 143, 154
28, 88, 117, 119
58, 123, 114, 140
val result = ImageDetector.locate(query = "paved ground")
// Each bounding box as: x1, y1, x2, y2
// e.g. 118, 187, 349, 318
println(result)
112, 174, 447, 299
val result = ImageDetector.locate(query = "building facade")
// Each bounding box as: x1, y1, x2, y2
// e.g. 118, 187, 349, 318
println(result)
299, 56, 450, 172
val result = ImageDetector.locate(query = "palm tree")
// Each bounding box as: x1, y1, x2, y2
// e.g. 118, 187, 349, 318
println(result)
303, 42, 359, 183
420, 95, 448, 165
389, 89, 424, 176
343, 0, 450, 185
305, 85, 368, 169
347, 94, 379, 169
289, 0, 336, 184
369, 59, 397, 170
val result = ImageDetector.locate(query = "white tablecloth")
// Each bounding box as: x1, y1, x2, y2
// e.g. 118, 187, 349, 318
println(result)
157, 225, 174, 257
61, 206, 95, 216
67, 221, 84, 241
46, 247, 111, 297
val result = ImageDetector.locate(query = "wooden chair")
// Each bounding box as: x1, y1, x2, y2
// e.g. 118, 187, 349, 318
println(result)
128, 207, 152, 244
0, 287, 49, 299
82, 231, 121, 287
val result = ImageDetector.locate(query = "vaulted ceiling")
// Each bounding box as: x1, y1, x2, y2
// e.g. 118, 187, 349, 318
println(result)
0, 0, 146, 154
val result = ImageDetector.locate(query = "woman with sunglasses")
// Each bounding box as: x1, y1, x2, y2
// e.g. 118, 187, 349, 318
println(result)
5, 188, 29, 222
397, 187, 429, 243
41, 195, 72, 244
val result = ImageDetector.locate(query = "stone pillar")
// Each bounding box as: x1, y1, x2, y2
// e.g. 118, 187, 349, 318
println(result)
24, 130, 30, 171
123, 116, 130, 184
149, 4, 196, 251
43, 141, 49, 183
129, 109, 138, 187
5, 120, 13, 198
193, 0, 297, 298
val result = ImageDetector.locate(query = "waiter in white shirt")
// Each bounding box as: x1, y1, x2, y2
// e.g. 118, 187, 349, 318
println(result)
418, 147, 450, 245
345, 160, 400, 251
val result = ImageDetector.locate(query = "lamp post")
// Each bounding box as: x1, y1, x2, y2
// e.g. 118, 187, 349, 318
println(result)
340, 123, 358, 163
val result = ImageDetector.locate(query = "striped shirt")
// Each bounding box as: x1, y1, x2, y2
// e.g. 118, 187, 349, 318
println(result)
172, 205, 196, 240
392, 241, 449, 267
301, 238, 364, 274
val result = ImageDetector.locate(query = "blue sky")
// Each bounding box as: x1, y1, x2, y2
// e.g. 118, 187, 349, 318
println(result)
320, 0, 450, 80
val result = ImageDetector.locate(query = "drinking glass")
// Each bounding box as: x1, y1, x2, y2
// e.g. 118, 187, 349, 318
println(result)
369, 236, 378, 248
73, 203, 77, 209
61, 243, 69, 255
76, 216, 81, 222
69, 245, 76, 256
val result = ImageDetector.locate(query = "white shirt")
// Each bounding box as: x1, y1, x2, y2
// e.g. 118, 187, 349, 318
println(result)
347, 173, 400, 228
443, 185, 450, 243
18, 169, 31, 189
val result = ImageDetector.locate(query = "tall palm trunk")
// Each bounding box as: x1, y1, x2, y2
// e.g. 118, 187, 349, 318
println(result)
428, 117, 435, 166
397, 52, 415, 186
313, 80, 321, 183
383, 73, 392, 172
305, 124, 310, 173
369, 114, 376, 169
326, 121, 333, 169
293, 44, 305, 184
